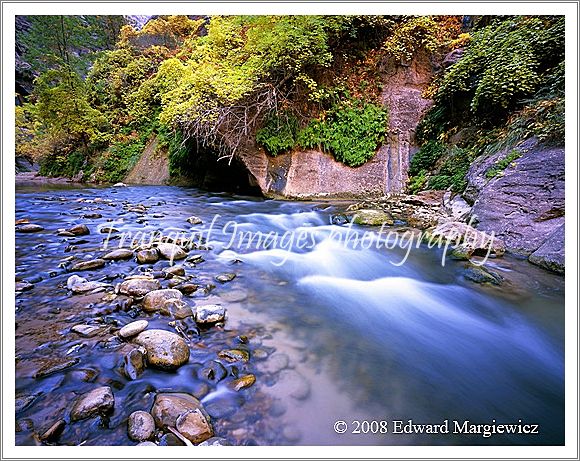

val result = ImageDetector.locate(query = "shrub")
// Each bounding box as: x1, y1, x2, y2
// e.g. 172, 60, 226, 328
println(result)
256, 113, 299, 156
297, 99, 388, 167
485, 149, 522, 179
409, 140, 446, 175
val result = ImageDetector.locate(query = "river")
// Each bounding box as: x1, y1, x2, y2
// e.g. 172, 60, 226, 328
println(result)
15, 184, 565, 445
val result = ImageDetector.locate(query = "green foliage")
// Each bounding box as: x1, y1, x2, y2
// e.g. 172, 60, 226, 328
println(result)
256, 113, 298, 156
485, 149, 522, 179
407, 169, 428, 194
157, 124, 189, 176
297, 99, 388, 167
409, 140, 445, 176
39, 150, 86, 177
436, 16, 564, 116
22, 15, 125, 76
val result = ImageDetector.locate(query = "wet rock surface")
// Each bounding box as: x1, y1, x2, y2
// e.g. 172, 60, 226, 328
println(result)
133, 329, 190, 370
70, 386, 115, 421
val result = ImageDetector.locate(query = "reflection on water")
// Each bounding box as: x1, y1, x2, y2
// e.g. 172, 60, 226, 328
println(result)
15, 185, 564, 445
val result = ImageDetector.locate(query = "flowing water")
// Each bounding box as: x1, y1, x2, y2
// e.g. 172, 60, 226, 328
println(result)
15, 185, 565, 445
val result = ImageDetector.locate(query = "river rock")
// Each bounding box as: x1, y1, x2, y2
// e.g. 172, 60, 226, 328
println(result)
529, 223, 565, 274
17, 224, 44, 233
462, 265, 504, 285
39, 419, 66, 442
34, 357, 79, 379
133, 329, 190, 369
157, 243, 187, 260
177, 283, 199, 294
69, 258, 106, 272
215, 273, 236, 283
195, 305, 226, 325
70, 386, 114, 421
163, 265, 185, 277
15, 281, 34, 292
70, 281, 108, 294
219, 289, 247, 302
198, 437, 231, 446
136, 441, 157, 446
176, 409, 214, 444
229, 374, 256, 391
83, 213, 102, 219
71, 324, 102, 337
123, 347, 146, 380
16, 394, 37, 413
164, 299, 193, 319
119, 320, 149, 338
119, 278, 161, 297
277, 369, 310, 400
218, 349, 249, 363
199, 360, 228, 383
67, 224, 90, 236
128, 411, 155, 442
142, 289, 183, 313
352, 209, 394, 226
100, 226, 120, 234
150, 393, 209, 430
103, 248, 134, 261
187, 254, 204, 263
186, 216, 203, 225
262, 353, 289, 374
136, 248, 159, 264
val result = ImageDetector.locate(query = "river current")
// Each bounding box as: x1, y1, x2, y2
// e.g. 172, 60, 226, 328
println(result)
15, 185, 565, 445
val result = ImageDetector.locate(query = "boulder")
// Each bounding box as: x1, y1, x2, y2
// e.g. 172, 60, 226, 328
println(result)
70, 386, 114, 421
133, 329, 190, 370
16, 224, 44, 233
67, 224, 90, 236
136, 249, 159, 264
464, 138, 564, 256
529, 224, 565, 274
351, 209, 394, 226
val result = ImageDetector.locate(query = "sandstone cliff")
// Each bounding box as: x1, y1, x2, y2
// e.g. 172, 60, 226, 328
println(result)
237, 53, 434, 199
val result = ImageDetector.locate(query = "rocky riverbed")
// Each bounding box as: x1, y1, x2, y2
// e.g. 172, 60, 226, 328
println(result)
15, 184, 565, 446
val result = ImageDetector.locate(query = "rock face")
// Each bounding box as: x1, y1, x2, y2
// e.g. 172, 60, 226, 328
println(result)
133, 329, 190, 369
70, 386, 114, 421
236, 52, 434, 198
464, 138, 564, 268
529, 224, 565, 274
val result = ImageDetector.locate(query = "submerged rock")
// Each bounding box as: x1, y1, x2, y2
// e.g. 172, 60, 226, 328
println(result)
163, 265, 185, 277
71, 324, 103, 337
70, 386, 114, 421
215, 273, 236, 283
128, 410, 155, 442
133, 329, 190, 370
15, 281, 34, 292
34, 357, 80, 379
119, 278, 161, 297
103, 248, 134, 261
198, 437, 231, 446
199, 360, 228, 383
462, 265, 504, 286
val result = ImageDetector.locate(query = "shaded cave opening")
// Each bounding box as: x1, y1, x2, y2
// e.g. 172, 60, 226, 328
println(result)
176, 144, 263, 196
